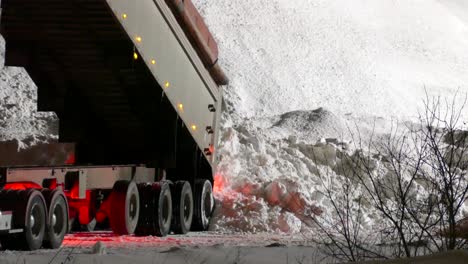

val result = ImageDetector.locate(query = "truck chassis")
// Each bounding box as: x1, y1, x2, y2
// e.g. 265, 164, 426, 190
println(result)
0, 165, 213, 250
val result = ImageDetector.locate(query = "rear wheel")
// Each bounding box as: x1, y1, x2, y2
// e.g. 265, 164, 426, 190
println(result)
42, 189, 68, 249
135, 183, 156, 236
1, 190, 47, 250
135, 182, 173, 237
154, 182, 172, 237
171, 181, 193, 234
109, 181, 140, 235
192, 179, 214, 231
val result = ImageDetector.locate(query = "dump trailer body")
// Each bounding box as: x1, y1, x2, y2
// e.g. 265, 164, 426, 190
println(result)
164, 0, 229, 85
0, 0, 226, 249
103, 0, 223, 164
1, 0, 224, 168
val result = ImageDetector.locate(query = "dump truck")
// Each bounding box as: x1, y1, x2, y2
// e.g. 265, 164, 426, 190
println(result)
0, 0, 227, 250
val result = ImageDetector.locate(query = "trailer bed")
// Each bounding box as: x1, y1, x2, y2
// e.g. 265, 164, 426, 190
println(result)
1, 0, 223, 168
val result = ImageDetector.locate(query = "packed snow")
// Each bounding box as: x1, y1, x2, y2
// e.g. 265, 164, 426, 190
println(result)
1, 0, 468, 236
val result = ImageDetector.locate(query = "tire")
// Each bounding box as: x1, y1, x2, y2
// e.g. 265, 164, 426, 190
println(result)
192, 179, 214, 231
153, 182, 172, 237
171, 181, 193, 234
109, 181, 140, 235
1, 190, 47, 250
135, 183, 156, 236
42, 189, 68, 249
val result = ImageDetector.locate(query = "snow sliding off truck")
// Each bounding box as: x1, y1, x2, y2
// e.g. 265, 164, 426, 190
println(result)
0, 0, 227, 250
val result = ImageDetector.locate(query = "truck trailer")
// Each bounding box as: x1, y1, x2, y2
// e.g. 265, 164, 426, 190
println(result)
0, 0, 227, 250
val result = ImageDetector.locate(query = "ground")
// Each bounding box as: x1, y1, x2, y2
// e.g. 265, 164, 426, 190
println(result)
1, 232, 467, 263
0, 232, 327, 264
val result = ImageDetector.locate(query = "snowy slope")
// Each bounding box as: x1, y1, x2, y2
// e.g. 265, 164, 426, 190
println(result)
195, 0, 468, 121
440, 0, 468, 25
192, 0, 468, 232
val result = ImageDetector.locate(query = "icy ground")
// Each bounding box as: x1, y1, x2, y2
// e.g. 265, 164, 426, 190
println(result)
0, 232, 329, 264
0, 233, 467, 264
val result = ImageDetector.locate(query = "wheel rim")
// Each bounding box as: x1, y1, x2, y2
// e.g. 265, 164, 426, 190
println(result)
183, 193, 192, 222
30, 203, 44, 238
52, 202, 65, 235
162, 194, 170, 226
129, 193, 138, 221
203, 191, 212, 218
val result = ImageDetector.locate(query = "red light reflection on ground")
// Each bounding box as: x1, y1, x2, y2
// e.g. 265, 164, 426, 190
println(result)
62, 232, 213, 248
61, 232, 303, 249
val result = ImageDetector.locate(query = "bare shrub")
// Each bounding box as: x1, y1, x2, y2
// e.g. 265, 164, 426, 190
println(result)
312, 94, 468, 261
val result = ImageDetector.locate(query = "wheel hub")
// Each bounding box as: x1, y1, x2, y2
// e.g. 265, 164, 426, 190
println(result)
163, 197, 169, 223
183, 194, 191, 222
30, 214, 35, 228
52, 202, 65, 235
129, 194, 137, 220
30, 203, 44, 238
52, 213, 57, 227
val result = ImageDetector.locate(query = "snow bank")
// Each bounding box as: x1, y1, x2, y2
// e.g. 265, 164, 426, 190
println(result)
0, 37, 58, 149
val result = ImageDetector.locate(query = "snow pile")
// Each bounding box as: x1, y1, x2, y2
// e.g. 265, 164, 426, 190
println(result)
211, 109, 376, 233
195, 0, 468, 233
0, 37, 58, 149
211, 108, 468, 234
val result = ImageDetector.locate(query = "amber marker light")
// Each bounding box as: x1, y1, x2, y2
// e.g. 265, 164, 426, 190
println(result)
136, 36, 142, 43
164, 81, 170, 88
122, 14, 127, 19
151, 59, 156, 65
133, 52, 138, 60
191, 125, 197, 131
177, 103, 184, 111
